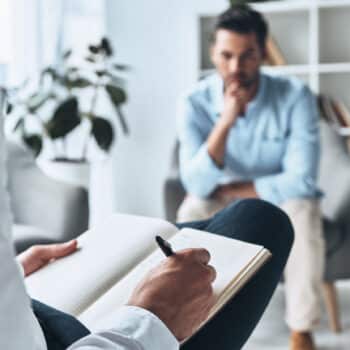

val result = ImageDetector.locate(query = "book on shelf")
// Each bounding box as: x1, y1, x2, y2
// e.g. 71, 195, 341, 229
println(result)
265, 36, 287, 66
25, 213, 271, 343
318, 95, 350, 136
332, 100, 350, 128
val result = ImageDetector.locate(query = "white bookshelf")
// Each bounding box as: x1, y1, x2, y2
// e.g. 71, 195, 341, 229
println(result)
197, 0, 350, 140
198, 0, 350, 99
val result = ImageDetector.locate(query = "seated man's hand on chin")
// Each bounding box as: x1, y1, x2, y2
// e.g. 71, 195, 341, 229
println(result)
17, 240, 78, 277
128, 248, 217, 342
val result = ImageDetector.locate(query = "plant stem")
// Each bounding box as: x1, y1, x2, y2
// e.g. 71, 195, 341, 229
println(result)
81, 81, 100, 161
62, 137, 67, 158
53, 140, 60, 160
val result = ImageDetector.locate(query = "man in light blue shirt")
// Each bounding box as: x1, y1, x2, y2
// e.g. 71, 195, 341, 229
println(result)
177, 5, 324, 350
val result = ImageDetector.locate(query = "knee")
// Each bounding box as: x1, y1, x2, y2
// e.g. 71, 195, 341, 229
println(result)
177, 197, 204, 222
177, 196, 221, 222
222, 199, 294, 254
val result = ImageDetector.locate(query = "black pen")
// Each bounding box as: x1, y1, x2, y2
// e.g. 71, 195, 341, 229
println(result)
155, 235, 175, 257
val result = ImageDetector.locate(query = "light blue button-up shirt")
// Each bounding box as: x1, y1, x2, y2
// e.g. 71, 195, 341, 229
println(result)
177, 72, 322, 206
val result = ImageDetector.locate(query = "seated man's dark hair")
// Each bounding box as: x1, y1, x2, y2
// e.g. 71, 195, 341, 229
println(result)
214, 4, 268, 50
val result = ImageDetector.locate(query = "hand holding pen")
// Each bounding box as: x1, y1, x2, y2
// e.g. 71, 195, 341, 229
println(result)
129, 236, 216, 341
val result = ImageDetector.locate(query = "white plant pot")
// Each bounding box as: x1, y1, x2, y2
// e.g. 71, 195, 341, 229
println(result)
37, 160, 90, 189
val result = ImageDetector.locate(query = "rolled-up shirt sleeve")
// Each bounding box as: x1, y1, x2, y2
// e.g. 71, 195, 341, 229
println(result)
255, 87, 322, 205
68, 306, 179, 350
177, 95, 224, 198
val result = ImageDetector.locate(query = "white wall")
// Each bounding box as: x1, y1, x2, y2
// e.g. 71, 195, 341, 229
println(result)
105, 0, 227, 218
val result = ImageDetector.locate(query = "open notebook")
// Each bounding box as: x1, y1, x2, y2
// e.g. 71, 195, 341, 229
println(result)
25, 213, 271, 340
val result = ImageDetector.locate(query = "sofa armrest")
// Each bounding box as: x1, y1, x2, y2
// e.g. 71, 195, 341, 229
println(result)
163, 175, 186, 222
322, 176, 350, 225
7, 142, 89, 245
11, 173, 89, 242
319, 121, 350, 224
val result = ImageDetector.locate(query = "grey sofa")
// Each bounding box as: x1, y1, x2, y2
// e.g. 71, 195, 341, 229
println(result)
7, 141, 89, 253
163, 120, 350, 332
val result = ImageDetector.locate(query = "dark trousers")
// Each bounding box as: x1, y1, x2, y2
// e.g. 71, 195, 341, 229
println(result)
33, 199, 293, 350
178, 199, 293, 349
32, 299, 90, 350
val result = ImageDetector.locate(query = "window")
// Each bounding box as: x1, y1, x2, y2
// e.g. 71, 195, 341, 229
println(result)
3, 0, 105, 86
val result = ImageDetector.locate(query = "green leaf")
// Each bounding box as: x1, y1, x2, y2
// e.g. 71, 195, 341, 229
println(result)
105, 84, 127, 106
112, 63, 130, 71
27, 93, 50, 113
67, 67, 79, 74
88, 45, 99, 54
13, 117, 25, 132
58, 75, 92, 89
6, 103, 13, 114
67, 77, 92, 89
58, 75, 70, 87
63, 49, 72, 60
42, 67, 59, 80
105, 85, 129, 134
85, 56, 96, 63
101, 37, 113, 56
95, 70, 107, 77
115, 105, 129, 135
46, 97, 81, 139
91, 117, 114, 151
105, 72, 125, 87
23, 134, 42, 157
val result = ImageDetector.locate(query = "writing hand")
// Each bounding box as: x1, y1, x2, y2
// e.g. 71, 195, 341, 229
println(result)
128, 248, 216, 341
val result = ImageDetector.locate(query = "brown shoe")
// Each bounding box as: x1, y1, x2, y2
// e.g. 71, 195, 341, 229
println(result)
289, 331, 316, 350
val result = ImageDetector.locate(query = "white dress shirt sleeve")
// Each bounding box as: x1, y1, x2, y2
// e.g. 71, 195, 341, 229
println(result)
0, 107, 47, 350
0, 97, 178, 350
68, 306, 179, 350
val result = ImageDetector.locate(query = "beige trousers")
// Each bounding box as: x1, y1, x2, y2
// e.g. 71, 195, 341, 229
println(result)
177, 196, 325, 331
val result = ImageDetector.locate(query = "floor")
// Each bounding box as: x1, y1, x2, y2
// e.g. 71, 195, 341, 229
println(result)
244, 282, 350, 350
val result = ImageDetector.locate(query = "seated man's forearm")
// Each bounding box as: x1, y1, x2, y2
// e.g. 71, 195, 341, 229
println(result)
212, 182, 259, 203
207, 120, 232, 168
231, 182, 259, 199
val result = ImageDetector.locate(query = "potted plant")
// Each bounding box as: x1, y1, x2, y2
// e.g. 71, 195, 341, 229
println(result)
7, 37, 128, 187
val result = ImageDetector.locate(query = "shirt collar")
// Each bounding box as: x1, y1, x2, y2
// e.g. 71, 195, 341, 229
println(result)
211, 71, 266, 117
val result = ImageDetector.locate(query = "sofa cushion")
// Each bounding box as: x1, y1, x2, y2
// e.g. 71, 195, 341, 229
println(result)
13, 224, 59, 254
319, 121, 350, 222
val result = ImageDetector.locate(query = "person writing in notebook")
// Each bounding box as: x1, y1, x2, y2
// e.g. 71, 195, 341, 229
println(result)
176, 5, 324, 350
1, 138, 293, 349
7, 203, 293, 350
0, 29, 293, 350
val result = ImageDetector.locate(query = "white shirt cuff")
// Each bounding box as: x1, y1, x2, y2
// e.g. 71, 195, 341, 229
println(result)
107, 306, 179, 350
16, 258, 26, 277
